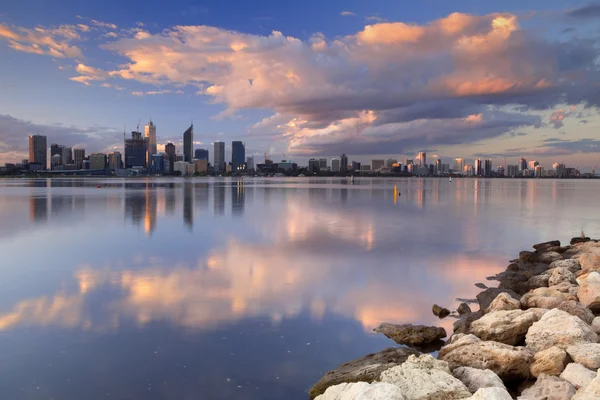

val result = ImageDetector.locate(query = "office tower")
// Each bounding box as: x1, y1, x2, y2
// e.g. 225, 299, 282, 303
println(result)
435, 159, 442, 175
89, 153, 107, 169
474, 159, 483, 176
528, 160, 539, 170
418, 152, 426, 167
464, 165, 473, 176
535, 165, 544, 177
214, 141, 225, 172
50, 144, 63, 164
144, 120, 157, 155
195, 148, 209, 160
370, 159, 384, 170
232, 141, 245, 171
73, 148, 85, 169
340, 154, 348, 172
331, 158, 341, 172
60, 146, 72, 166
319, 158, 327, 170
308, 159, 320, 173
151, 154, 164, 173
108, 152, 122, 170
384, 158, 397, 168
442, 164, 450, 174
183, 124, 193, 162
519, 157, 527, 171
351, 161, 361, 171
246, 156, 254, 171
194, 159, 208, 174
165, 142, 176, 168
51, 154, 62, 169
484, 159, 492, 177
453, 158, 464, 174
507, 165, 519, 177
125, 131, 147, 168
29, 134, 47, 169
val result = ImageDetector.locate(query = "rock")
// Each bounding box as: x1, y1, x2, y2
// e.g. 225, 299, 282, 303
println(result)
432, 304, 451, 318
476, 288, 521, 312
308, 347, 419, 398
592, 317, 600, 335
520, 251, 538, 262
546, 246, 570, 254
525, 274, 550, 290
486, 292, 521, 313
530, 346, 570, 377
537, 251, 563, 264
549, 282, 579, 298
572, 368, 600, 399
571, 237, 591, 245
457, 303, 471, 315
518, 374, 576, 399
379, 354, 471, 400
453, 311, 484, 334
534, 240, 562, 251
526, 309, 599, 352
548, 267, 577, 286
469, 387, 512, 400
580, 249, 600, 272
567, 344, 600, 370
452, 367, 506, 394
549, 258, 581, 273
577, 272, 600, 312
439, 334, 481, 358
520, 287, 577, 310
469, 309, 542, 345
474, 282, 487, 289
438, 336, 534, 381
373, 323, 446, 347
314, 382, 407, 400
560, 363, 597, 390
557, 301, 595, 325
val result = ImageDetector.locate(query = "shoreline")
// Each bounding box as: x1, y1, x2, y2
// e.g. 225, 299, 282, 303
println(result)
310, 237, 600, 399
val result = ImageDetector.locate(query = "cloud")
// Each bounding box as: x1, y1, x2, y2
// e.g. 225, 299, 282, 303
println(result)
91, 19, 117, 30
0, 23, 84, 58
340, 11, 356, 16
566, 3, 600, 18
131, 89, 183, 96
549, 109, 565, 128
365, 16, 385, 22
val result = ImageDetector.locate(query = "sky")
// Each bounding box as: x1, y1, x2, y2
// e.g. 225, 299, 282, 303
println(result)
0, 0, 599, 170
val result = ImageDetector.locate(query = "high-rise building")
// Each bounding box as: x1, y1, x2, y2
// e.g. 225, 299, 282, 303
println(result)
195, 149, 209, 160
553, 162, 566, 178
528, 160, 539, 170
435, 159, 442, 175
464, 165, 473, 176
418, 152, 426, 167
144, 120, 157, 157
351, 161, 361, 171
371, 159, 384, 170
246, 156, 254, 171
125, 131, 147, 168
319, 158, 327, 170
507, 165, 519, 177
453, 158, 464, 174
340, 154, 348, 172
232, 141, 245, 171
194, 159, 208, 174
213, 141, 225, 172
89, 153, 107, 169
519, 157, 527, 171
73, 148, 85, 169
331, 158, 341, 172
29, 134, 47, 169
183, 124, 193, 162
51, 154, 62, 170
308, 159, 320, 173
108, 152, 122, 170
174, 161, 189, 176
50, 144, 63, 163
61, 146, 72, 166
484, 159, 492, 177
474, 159, 483, 176
151, 154, 164, 173
534, 165, 544, 177
165, 142, 176, 169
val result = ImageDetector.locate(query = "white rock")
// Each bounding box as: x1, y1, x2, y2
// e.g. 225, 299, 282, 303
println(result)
525, 309, 599, 352
452, 367, 506, 394
380, 354, 471, 400
530, 346, 570, 377
486, 292, 521, 313
469, 309, 541, 345
315, 382, 407, 400
560, 363, 597, 390
572, 368, 600, 399
580, 249, 600, 272
578, 272, 600, 312
469, 387, 512, 400
591, 317, 600, 335
549, 258, 581, 273
549, 267, 577, 286
520, 287, 577, 309
518, 374, 576, 399
567, 343, 600, 370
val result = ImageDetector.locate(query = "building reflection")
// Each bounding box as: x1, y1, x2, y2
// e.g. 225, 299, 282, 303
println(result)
29, 195, 48, 223
183, 182, 193, 230
232, 180, 245, 216
214, 184, 225, 216
144, 184, 157, 236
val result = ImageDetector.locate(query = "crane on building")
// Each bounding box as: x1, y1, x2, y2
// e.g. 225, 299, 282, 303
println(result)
136, 118, 141, 132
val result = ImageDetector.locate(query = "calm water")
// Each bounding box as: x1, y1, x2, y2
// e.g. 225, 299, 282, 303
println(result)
0, 177, 599, 399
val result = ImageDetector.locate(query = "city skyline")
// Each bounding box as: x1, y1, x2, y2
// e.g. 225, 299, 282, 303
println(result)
1, 1, 600, 170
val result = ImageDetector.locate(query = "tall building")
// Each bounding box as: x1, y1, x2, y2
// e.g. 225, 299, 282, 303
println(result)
371, 159, 384, 170
535, 165, 544, 177
194, 148, 209, 160
125, 131, 147, 168
108, 152, 122, 170
213, 141, 225, 172
319, 158, 327, 170
61, 146, 72, 165
484, 159, 492, 177
29, 134, 47, 169
519, 157, 527, 171
528, 160, 539, 170
51, 154, 62, 170
340, 154, 348, 172
453, 158, 464, 174
151, 154, 164, 173
308, 159, 320, 173
165, 142, 176, 168
194, 159, 208, 174
89, 153, 107, 169
351, 161, 361, 171
246, 156, 254, 171
50, 144, 63, 161
144, 120, 157, 157
183, 124, 193, 162
232, 141, 245, 171
474, 159, 483, 176
507, 165, 519, 177
73, 148, 85, 169
418, 152, 426, 167
435, 159, 442, 175
331, 158, 341, 172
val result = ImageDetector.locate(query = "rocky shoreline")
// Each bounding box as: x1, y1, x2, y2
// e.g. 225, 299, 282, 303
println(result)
309, 237, 600, 399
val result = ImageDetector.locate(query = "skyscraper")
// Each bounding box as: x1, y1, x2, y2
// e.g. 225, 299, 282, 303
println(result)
165, 142, 176, 168
331, 158, 341, 172
195, 148, 209, 160
125, 131, 147, 168
246, 156, 254, 171
519, 157, 528, 171
453, 158, 464, 174
418, 152, 426, 167
214, 141, 225, 172
144, 120, 157, 155
474, 159, 483, 176
29, 134, 47, 169
61, 146, 72, 165
50, 144, 63, 161
340, 154, 348, 172
73, 148, 85, 169
528, 160, 539, 170
319, 158, 327, 170
232, 141, 245, 171
484, 159, 492, 177
89, 153, 107, 169
183, 124, 193, 162
435, 159, 442, 175
108, 152, 122, 170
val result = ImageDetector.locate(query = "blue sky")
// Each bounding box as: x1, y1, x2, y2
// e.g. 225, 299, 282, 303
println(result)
1, 0, 599, 170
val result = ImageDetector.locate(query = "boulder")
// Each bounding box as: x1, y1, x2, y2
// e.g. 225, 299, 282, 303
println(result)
438, 336, 534, 381
592, 317, 600, 335
520, 251, 538, 262
486, 292, 521, 313
526, 309, 599, 352
566, 344, 600, 370
457, 303, 471, 315
546, 246, 569, 254
469, 309, 542, 345
572, 368, 600, 399
314, 382, 406, 400
580, 249, 600, 272
518, 374, 576, 400
453, 311, 484, 334
571, 237, 591, 245
432, 304, 451, 318
439, 334, 482, 358
469, 387, 512, 400
524, 274, 550, 291
520, 287, 577, 310
560, 363, 597, 390
533, 240, 561, 251
549, 258, 581, 273
530, 346, 570, 377
549, 282, 579, 298
373, 323, 446, 347
474, 283, 488, 289
538, 251, 563, 264
577, 272, 600, 312
452, 367, 506, 394
379, 354, 471, 400
308, 347, 419, 398
476, 288, 521, 312
548, 267, 577, 286
557, 301, 595, 325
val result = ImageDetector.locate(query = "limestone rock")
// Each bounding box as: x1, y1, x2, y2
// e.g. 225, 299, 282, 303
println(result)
577, 272, 600, 312
469, 387, 512, 400
549, 267, 577, 286
549, 258, 581, 273
526, 309, 599, 352
379, 354, 471, 400
457, 303, 471, 315
476, 288, 521, 312
373, 323, 446, 347
560, 363, 597, 390
518, 374, 576, 400
486, 292, 521, 313
308, 346, 419, 398
538, 251, 563, 264
549, 282, 579, 298
439, 338, 534, 381
469, 309, 542, 345
572, 368, 600, 399
439, 334, 482, 358
557, 301, 595, 325
314, 382, 407, 400
592, 317, 600, 335
530, 346, 570, 377
453, 311, 484, 334
580, 249, 600, 272
520, 287, 577, 310
452, 366, 506, 394
432, 304, 451, 318
525, 274, 550, 290
567, 344, 600, 370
